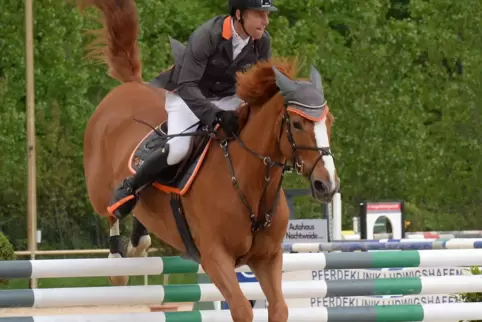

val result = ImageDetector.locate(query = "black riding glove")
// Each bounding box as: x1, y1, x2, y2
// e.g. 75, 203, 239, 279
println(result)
215, 110, 240, 136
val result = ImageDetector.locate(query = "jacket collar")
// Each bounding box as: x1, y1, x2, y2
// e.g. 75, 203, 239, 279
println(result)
220, 16, 254, 62
222, 15, 233, 39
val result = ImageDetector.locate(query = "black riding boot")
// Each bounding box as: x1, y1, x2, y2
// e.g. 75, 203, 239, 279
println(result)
107, 144, 170, 219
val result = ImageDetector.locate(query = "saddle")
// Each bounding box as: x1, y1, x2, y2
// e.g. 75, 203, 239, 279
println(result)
128, 120, 213, 195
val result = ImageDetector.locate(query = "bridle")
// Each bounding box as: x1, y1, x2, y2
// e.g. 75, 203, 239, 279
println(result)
283, 103, 334, 178
219, 102, 334, 233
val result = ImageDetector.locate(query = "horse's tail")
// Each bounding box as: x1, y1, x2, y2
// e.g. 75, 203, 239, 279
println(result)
78, 0, 142, 83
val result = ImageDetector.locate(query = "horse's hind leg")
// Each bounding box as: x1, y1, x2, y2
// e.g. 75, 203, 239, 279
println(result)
248, 248, 288, 322
201, 251, 253, 322
126, 215, 151, 257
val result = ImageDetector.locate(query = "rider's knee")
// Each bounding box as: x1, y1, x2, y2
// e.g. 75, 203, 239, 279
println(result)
166, 143, 190, 165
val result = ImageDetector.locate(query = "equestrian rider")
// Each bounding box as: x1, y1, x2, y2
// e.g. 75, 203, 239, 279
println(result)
107, 0, 277, 219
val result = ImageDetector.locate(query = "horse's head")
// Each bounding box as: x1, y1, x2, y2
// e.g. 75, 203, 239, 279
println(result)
272, 65, 339, 203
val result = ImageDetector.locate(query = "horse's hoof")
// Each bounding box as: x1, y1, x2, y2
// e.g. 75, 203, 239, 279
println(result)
108, 252, 129, 286
138, 234, 152, 250
127, 234, 152, 258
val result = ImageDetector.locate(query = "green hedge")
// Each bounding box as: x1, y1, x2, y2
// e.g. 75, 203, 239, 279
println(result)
0, 232, 15, 285
459, 266, 482, 322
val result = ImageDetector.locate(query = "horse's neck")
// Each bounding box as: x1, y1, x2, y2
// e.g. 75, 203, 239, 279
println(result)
229, 102, 284, 207
240, 106, 282, 161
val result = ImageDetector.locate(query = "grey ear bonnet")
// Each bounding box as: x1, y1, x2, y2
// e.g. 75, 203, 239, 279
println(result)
272, 65, 327, 119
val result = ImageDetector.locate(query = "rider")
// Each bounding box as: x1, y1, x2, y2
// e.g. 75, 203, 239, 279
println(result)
107, 0, 277, 219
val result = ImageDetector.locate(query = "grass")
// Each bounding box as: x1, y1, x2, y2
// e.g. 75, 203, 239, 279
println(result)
1, 273, 198, 290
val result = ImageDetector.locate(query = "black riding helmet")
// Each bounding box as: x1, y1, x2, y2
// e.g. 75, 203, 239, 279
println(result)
229, 0, 277, 37
229, 0, 278, 13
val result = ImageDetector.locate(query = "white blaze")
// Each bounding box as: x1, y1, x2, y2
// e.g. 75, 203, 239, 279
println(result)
313, 118, 336, 191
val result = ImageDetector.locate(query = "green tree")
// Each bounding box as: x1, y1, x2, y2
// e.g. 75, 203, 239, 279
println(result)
0, 0, 481, 250
0, 232, 15, 285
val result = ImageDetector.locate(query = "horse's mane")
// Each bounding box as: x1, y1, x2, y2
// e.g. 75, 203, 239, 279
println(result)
234, 57, 299, 129
236, 57, 299, 107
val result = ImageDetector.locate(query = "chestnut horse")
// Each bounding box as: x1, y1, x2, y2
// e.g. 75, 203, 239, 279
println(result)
79, 0, 339, 320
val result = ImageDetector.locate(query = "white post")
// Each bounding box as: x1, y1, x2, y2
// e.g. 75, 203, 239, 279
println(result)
332, 192, 342, 240
352, 217, 360, 234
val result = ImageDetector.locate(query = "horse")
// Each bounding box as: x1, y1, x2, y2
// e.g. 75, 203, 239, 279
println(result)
78, 0, 339, 321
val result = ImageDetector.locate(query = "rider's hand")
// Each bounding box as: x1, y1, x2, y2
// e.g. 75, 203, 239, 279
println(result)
215, 110, 240, 136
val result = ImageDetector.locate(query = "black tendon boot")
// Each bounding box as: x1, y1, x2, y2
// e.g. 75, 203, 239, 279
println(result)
107, 144, 170, 219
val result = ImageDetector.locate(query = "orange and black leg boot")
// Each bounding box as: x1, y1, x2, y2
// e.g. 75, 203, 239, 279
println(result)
107, 144, 170, 219
107, 177, 139, 219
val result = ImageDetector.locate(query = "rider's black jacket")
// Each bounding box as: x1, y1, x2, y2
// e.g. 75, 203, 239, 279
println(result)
154, 15, 272, 126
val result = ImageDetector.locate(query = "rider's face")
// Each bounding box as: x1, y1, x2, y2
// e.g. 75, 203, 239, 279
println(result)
240, 9, 270, 40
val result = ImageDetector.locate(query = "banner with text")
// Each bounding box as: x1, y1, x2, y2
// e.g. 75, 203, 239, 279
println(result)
284, 219, 327, 243
282, 267, 470, 308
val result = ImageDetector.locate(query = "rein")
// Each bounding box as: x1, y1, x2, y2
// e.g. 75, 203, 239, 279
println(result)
220, 135, 289, 233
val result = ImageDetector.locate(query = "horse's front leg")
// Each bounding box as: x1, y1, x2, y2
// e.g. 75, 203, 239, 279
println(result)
248, 247, 288, 322
201, 249, 253, 322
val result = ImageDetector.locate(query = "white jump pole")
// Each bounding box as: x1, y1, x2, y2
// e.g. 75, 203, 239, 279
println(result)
332, 192, 342, 240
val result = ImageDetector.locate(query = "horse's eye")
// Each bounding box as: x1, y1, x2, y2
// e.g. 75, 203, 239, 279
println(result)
293, 121, 303, 130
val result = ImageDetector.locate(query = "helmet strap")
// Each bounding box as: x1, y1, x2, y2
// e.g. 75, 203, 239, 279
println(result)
236, 10, 251, 39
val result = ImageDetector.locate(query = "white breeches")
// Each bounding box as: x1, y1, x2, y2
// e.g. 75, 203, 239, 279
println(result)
164, 91, 243, 165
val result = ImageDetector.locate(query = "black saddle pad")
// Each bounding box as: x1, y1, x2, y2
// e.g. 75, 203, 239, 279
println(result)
128, 121, 213, 195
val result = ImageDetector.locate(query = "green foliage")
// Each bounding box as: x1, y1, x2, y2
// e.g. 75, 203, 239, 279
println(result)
1, 273, 166, 290
0, 232, 15, 285
1, 0, 481, 251
403, 202, 463, 232
459, 266, 482, 322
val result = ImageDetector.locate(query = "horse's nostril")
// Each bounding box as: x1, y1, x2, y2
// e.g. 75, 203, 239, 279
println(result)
313, 180, 327, 193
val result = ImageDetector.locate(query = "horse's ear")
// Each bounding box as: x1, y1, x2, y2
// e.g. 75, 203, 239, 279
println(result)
272, 66, 297, 93
309, 65, 323, 91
